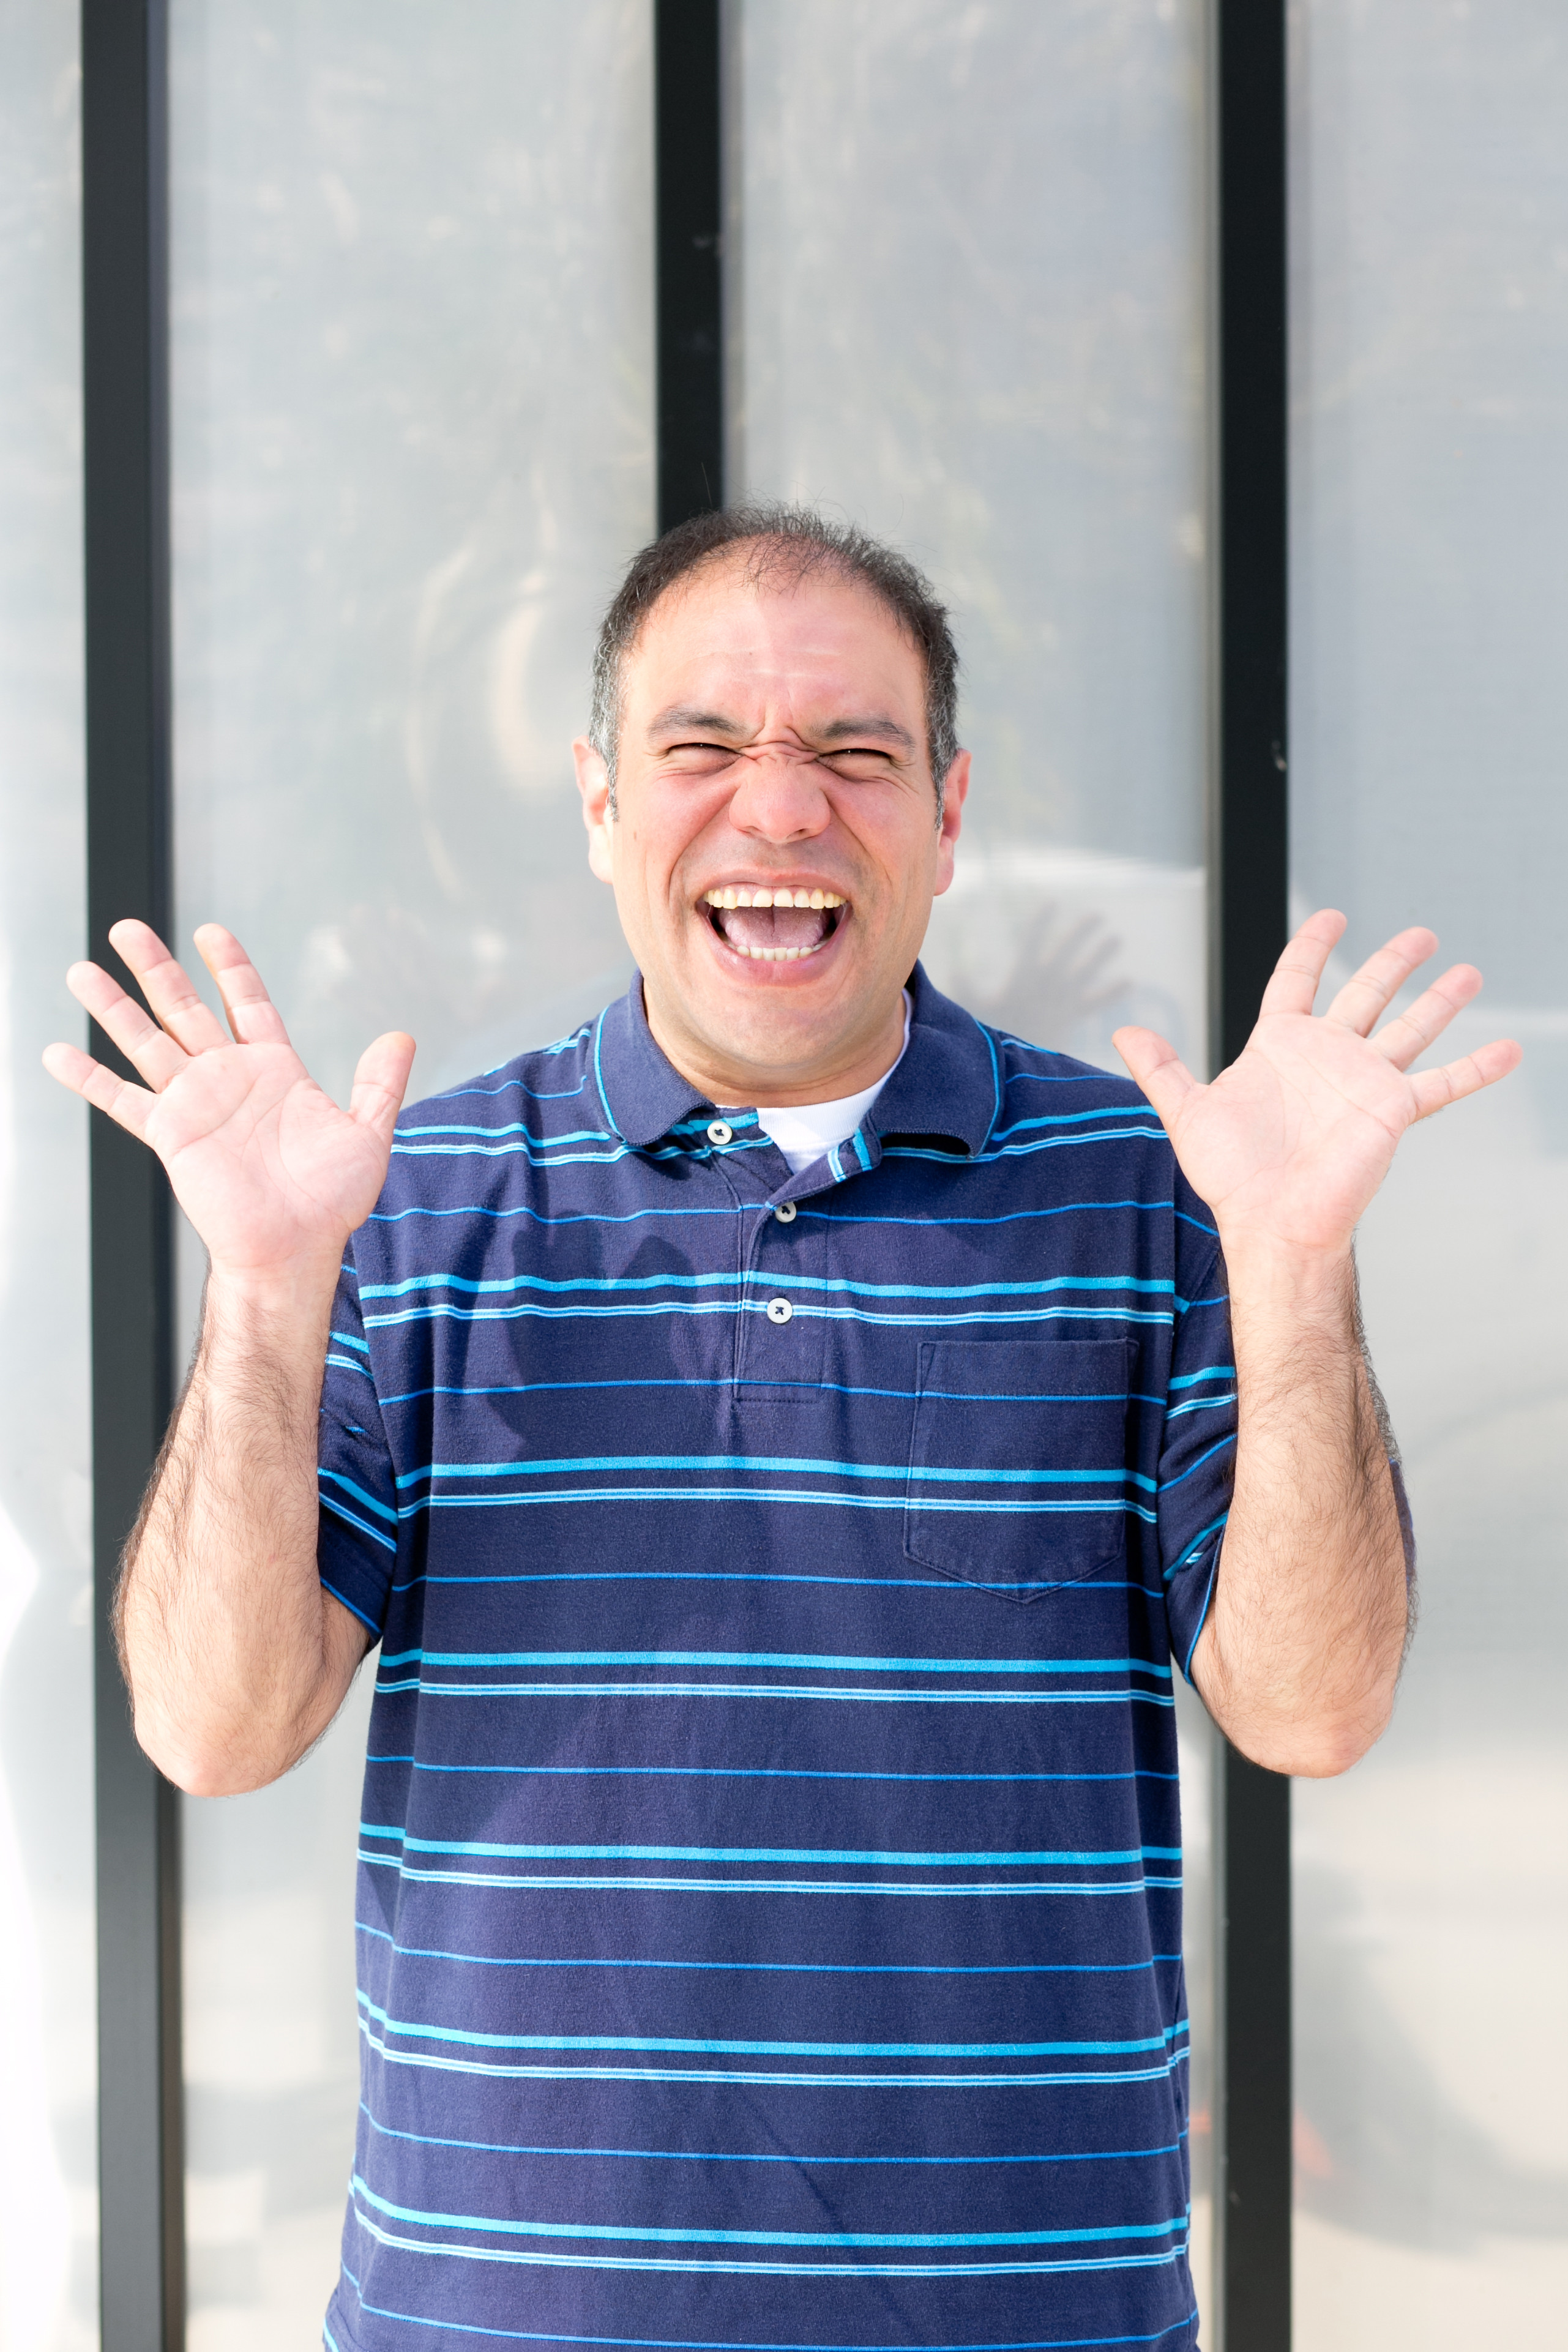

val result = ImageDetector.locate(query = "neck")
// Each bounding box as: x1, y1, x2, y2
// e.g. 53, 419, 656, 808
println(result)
643, 984, 908, 1108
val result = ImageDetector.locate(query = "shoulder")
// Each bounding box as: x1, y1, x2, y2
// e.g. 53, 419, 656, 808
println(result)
983, 1026, 1167, 1142
359, 1022, 606, 1241
390, 1022, 601, 1155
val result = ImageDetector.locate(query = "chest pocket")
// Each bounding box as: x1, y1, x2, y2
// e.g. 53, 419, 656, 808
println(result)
905, 1338, 1136, 1603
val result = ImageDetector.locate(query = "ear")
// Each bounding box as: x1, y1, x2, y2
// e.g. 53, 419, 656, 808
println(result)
572, 736, 616, 886
933, 749, 970, 897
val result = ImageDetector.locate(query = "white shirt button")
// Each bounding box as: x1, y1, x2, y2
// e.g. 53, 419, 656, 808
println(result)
706, 1119, 733, 1146
773, 1201, 797, 1224
765, 1296, 793, 1325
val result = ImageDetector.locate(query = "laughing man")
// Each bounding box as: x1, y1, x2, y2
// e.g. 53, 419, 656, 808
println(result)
47, 506, 1518, 2351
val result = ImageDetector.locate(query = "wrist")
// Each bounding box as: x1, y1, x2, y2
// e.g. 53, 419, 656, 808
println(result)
1217, 1229, 1357, 1334
204, 1252, 345, 1331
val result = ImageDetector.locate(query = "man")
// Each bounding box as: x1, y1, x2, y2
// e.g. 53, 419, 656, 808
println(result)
47, 506, 1516, 2350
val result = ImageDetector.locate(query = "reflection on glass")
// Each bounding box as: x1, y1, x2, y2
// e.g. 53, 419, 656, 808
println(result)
168, 4, 654, 2340
1291, 2, 1568, 2339
0, 3, 97, 2345
731, 0, 1215, 2302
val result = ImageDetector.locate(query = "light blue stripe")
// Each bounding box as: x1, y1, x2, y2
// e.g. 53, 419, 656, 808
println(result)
377, 1648, 1170, 1676
364, 1298, 1175, 1332
350, 2198, 1187, 2277
373, 1679, 1175, 1708
349, 2171, 1186, 2253
359, 1268, 1172, 1303
395, 1457, 1157, 1495
358, 1832, 1182, 1869
338, 2261, 1200, 2345
319, 1468, 398, 1525
356, 1996, 1182, 2061
367, 1193, 1184, 1233
395, 1121, 614, 1145
1154, 1435, 1236, 1493
357, 2100, 1185, 2168
364, 1761, 1176, 1786
319, 1495, 398, 1556
393, 1487, 1159, 1524
373, 1375, 1168, 1409
390, 1569, 1163, 1599
356, 2019, 1186, 2088
989, 1104, 1159, 1141
353, 1921, 1179, 1974
321, 1577, 381, 1633
358, 1857, 1184, 1897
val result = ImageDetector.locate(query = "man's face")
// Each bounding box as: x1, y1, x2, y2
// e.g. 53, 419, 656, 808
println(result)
573, 555, 968, 1105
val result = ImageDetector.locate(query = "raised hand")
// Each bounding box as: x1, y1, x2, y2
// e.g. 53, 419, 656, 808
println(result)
43, 920, 416, 1284
1113, 911, 1521, 1262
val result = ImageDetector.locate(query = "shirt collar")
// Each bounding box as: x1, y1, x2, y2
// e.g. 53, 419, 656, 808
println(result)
592, 963, 999, 1160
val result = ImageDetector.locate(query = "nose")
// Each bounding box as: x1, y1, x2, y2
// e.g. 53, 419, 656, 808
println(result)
726, 749, 831, 846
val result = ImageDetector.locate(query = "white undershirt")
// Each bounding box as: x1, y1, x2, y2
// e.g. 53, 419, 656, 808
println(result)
725, 993, 913, 1178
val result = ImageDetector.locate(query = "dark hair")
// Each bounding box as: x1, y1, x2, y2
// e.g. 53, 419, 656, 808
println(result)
588, 501, 961, 815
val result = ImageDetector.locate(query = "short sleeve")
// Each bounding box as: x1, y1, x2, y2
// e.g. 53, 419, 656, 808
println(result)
1158, 1215, 1237, 1682
316, 1242, 398, 1638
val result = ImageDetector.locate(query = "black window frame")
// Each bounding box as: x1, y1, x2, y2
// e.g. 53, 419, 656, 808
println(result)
80, 3, 1291, 2342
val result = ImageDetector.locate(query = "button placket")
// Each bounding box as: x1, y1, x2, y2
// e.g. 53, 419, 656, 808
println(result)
734, 1190, 826, 1399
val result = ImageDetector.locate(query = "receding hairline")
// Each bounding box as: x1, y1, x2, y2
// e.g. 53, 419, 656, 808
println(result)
588, 502, 961, 815
611, 532, 937, 682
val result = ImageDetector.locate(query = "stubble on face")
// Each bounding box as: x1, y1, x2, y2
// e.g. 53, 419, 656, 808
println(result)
575, 554, 967, 1108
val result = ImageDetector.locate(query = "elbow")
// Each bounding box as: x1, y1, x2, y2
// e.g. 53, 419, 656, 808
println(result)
1231, 1694, 1395, 1781
132, 1707, 295, 1798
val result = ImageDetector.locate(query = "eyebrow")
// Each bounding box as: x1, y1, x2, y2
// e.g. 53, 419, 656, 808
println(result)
646, 704, 744, 740
646, 705, 916, 755
817, 715, 917, 755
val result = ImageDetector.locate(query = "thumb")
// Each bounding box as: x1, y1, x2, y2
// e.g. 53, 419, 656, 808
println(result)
1111, 1025, 1198, 1133
349, 1031, 416, 1147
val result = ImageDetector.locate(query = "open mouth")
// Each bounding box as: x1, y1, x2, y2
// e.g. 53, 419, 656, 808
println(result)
700, 884, 848, 965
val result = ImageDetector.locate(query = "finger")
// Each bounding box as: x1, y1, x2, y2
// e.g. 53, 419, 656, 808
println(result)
1408, 1036, 1522, 1121
349, 1032, 417, 1149
42, 1042, 156, 1140
1112, 1025, 1198, 1130
64, 959, 191, 1091
107, 919, 231, 1052
192, 924, 293, 1047
1368, 963, 1482, 1071
1256, 909, 1348, 1020
1321, 926, 1438, 1037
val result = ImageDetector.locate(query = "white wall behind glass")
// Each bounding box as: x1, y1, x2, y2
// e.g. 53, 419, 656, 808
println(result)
167, 5, 654, 2341
0, 3, 98, 2346
731, 0, 1215, 2309
730, 0, 1208, 1078
1290, 3, 1568, 2340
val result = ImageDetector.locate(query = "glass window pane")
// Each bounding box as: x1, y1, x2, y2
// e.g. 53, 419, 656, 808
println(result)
730, 0, 1209, 1076
0, 3, 98, 2345
1290, 3, 1568, 2339
731, 0, 1215, 2304
167, 5, 654, 2339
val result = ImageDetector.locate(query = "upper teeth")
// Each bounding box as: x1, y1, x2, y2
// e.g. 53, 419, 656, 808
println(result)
703, 887, 844, 909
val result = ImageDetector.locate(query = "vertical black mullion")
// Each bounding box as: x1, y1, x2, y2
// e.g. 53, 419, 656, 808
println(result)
1209, 2, 1292, 2349
81, 1, 184, 2345
654, 0, 724, 529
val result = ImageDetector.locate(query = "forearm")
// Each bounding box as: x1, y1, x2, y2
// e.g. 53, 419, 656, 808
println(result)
1192, 1243, 1409, 1777
119, 1258, 364, 1794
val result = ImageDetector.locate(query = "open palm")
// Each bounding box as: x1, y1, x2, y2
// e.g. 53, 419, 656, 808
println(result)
1114, 912, 1520, 1259
43, 921, 416, 1282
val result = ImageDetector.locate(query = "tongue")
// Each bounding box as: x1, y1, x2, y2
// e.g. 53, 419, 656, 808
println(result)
719, 904, 831, 954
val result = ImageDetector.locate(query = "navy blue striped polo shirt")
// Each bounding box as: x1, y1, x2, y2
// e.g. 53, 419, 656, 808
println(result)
316, 963, 1234, 2352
